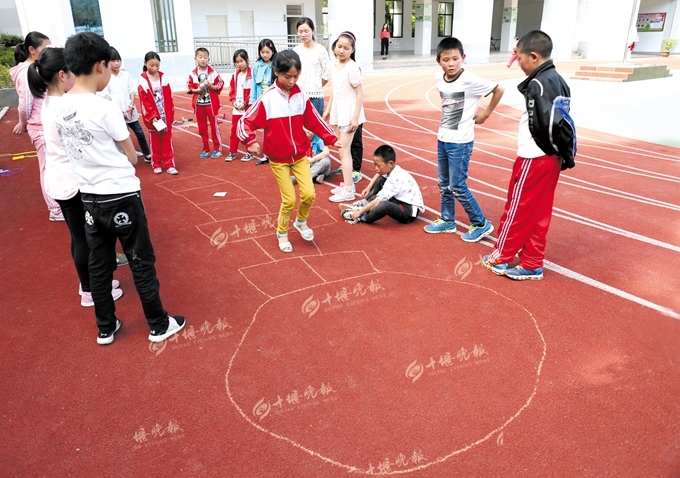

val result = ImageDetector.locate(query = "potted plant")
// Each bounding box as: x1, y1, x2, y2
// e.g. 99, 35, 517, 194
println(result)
661, 38, 677, 57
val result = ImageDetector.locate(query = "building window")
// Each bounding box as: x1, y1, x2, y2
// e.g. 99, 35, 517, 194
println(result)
438, 2, 453, 37
412, 0, 416, 37
69, 0, 105, 36
150, 0, 178, 52
385, 1, 403, 38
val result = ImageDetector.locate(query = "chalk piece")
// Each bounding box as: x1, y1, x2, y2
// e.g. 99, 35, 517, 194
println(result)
213, 192, 228, 197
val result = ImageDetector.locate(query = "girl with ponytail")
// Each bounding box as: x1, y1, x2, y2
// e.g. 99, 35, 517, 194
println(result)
28, 47, 124, 307
9, 31, 64, 221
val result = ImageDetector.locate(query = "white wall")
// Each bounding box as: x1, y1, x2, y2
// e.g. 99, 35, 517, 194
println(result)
577, 0, 637, 60
636, 0, 678, 52
12, 0, 76, 47
0, 0, 22, 36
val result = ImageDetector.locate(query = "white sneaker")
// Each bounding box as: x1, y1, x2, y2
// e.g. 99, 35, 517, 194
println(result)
167, 167, 179, 175
329, 189, 356, 203
241, 153, 254, 162
97, 319, 122, 345
135, 151, 144, 157
330, 182, 345, 195
79, 280, 120, 295
81, 287, 124, 307
148, 316, 186, 343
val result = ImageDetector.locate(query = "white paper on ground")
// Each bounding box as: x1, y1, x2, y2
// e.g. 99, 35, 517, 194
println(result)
213, 192, 228, 197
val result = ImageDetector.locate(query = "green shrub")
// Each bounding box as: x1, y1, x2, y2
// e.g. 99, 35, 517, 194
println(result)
0, 64, 14, 88
0, 46, 15, 68
0, 33, 23, 47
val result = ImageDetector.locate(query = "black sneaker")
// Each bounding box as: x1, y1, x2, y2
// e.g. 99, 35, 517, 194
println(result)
148, 316, 186, 343
255, 158, 269, 165
97, 319, 122, 345
341, 209, 360, 224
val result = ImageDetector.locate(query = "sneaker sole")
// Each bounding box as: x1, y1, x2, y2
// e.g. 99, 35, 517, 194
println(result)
506, 273, 543, 281
482, 262, 508, 276
423, 227, 457, 234
460, 224, 495, 243
338, 203, 360, 211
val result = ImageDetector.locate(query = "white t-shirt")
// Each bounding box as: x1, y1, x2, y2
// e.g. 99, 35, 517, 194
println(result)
98, 70, 139, 122
41, 95, 80, 200
54, 93, 140, 195
517, 102, 545, 158
436, 70, 497, 144
294, 42, 330, 98
233, 71, 247, 116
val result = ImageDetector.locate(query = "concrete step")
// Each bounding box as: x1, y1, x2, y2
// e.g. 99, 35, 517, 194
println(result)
572, 63, 672, 82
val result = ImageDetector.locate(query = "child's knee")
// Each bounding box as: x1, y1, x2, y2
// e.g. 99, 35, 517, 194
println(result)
299, 189, 316, 205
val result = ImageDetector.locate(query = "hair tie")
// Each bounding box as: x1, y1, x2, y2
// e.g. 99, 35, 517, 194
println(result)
340, 31, 356, 43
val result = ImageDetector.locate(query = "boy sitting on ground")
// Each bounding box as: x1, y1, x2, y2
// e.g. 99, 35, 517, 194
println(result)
339, 145, 424, 225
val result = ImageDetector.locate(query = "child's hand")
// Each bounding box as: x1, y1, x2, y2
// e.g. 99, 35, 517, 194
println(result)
474, 113, 489, 125
349, 118, 359, 133
248, 143, 261, 155
12, 122, 26, 135
323, 111, 330, 122
359, 186, 370, 197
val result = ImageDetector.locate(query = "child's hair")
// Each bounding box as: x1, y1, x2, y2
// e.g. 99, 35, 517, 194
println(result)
517, 30, 552, 59
336, 31, 357, 61
273, 49, 302, 74
436, 37, 464, 60
14, 31, 49, 64
374, 145, 396, 163
382, 23, 390, 30
233, 49, 248, 63
64, 32, 112, 76
110, 47, 122, 62
257, 38, 277, 61
296, 17, 316, 40
195, 47, 209, 56
26, 47, 68, 99
142, 51, 161, 72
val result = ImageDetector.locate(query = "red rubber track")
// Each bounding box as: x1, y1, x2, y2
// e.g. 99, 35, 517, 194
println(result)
1, 63, 679, 477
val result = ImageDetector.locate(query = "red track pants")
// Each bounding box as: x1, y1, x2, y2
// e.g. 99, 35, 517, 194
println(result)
196, 105, 222, 152
149, 127, 175, 170
490, 155, 562, 270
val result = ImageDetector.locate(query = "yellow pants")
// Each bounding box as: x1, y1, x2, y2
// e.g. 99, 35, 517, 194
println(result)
269, 157, 316, 235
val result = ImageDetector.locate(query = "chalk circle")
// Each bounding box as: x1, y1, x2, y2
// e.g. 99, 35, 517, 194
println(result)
226, 272, 546, 474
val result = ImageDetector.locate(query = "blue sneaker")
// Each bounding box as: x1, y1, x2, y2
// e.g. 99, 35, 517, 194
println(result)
505, 266, 544, 281
461, 220, 494, 243
423, 218, 456, 234
199, 151, 210, 159
352, 171, 363, 183
211, 151, 222, 159
482, 255, 509, 275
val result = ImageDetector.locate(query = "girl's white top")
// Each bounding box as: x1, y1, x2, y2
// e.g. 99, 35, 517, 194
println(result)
294, 42, 330, 98
98, 70, 140, 122
41, 95, 80, 200
329, 60, 365, 127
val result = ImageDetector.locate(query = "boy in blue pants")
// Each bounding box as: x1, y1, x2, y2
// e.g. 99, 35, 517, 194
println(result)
55, 32, 186, 345
424, 37, 504, 242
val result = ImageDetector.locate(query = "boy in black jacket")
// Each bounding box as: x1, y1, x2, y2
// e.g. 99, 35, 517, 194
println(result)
482, 30, 576, 281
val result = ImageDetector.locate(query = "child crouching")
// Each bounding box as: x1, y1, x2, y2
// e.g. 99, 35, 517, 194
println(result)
339, 145, 424, 225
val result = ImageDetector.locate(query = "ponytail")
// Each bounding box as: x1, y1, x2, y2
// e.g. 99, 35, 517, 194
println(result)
27, 47, 69, 99
14, 31, 50, 65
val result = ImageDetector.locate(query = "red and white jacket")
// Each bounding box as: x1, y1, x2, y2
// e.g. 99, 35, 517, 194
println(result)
187, 65, 224, 115
237, 80, 337, 163
138, 71, 175, 129
228, 67, 253, 109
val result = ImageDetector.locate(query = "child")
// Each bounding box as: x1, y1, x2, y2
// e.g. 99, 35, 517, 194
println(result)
250, 39, 277, 165
238, 50, 340, 253
27, 46, 123, 307
99, 47, 152, 162
291, 129, 331, 185
138, 51, 177, 174
483, 30, 576, 281
423, 36, 504, 242
339, 145, 424, 225
54, 32, 185, 345
324, 31, 366, 203
187, 47, 224, 159
9, 31, 64, 221
507, 37, 520, 68
226, 49, 252, 162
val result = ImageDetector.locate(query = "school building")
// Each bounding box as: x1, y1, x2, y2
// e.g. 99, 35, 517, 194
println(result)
1, 0, 678, 86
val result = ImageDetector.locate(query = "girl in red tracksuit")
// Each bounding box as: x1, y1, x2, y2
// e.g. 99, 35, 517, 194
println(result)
138, 51, 177, 174
227, 49, 253, 162
238, 50, 339, 253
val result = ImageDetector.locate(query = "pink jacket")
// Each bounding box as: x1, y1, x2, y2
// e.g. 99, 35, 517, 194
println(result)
9, 62, 43, 131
